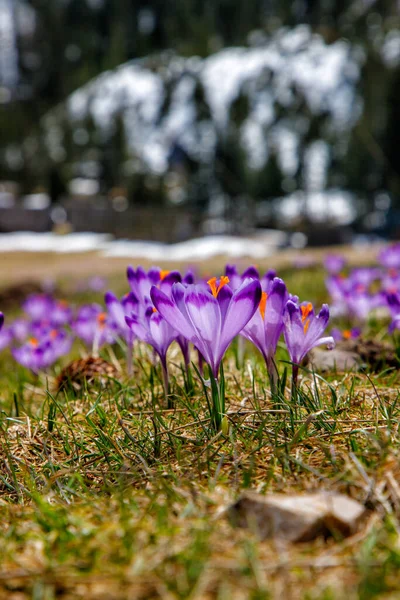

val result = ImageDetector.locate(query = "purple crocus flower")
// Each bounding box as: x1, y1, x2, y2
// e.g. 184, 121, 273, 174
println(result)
324, 254, 346, 274
88, 276, 107, 292
261, 269, 277, 291
350, 267, 381, 288
183, 269, 196, 285
105, 291, 139, 375
241, 277, 287, 383
72, 304, 116, 352
51, 300, 73, 327
344, 284, 385, 321
47, 329, 73, 359
325, 275, 349, 317
23, 294, 54, 321
156, 271, 192, 367
131, 269, 192, 369
379, 244, 400, 269
293, 256, 316, 269
283, 300, 334, 377
380, 267, 400, 293
125, 308, 177, 368
386, 292, 400, 332
10, 318, 31, 342
13, 338, 50, 373
12, 328, 71, 373
151, 276, 262, 378
105, 292, 138, 344
127, 266, 161, 303
330, 327, 361, 342
125, 306, 177, 399
225, 265, 260, 290
0, 325, 13, 351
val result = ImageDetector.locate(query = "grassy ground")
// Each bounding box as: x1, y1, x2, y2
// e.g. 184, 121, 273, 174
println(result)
1, 251, 400, 599
0, 243, 384, 285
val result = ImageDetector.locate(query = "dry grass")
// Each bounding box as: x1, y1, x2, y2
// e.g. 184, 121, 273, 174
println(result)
0, 241, 384, 285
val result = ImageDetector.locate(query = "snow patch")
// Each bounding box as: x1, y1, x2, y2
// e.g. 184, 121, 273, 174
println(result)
0, 231, 287, 260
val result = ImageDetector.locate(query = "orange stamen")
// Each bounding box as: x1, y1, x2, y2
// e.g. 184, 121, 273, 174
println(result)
303, 319, 310, 334
207, 277, 218, 297
97, 312, 107, 328
29, 337, 39, 347
259, 292, 268, 321
343, 329, 352, 339
50, 329, 58, 339
152, 307, 157, 313
160, 270, 170, 281
207, 276, 230, 298
300, 303, 313, 323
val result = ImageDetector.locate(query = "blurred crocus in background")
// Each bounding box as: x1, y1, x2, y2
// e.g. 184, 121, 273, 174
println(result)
72, 304, 116, 354
105, 291, 138, 375
324, 254, 346, 274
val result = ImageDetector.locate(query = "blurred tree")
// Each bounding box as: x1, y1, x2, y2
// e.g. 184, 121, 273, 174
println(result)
0, 0, 399, 228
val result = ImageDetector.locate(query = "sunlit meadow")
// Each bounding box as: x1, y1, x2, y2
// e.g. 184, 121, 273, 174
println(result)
1, 246, 400, 599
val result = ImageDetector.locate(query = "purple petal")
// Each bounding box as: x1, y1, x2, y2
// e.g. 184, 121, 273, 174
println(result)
148, 267, 161, 284
125, 315, 150, 343
183, 270, 195, 284
217, 284, 233, 321
263, 278, 287, 352
160, 271, 182, 295
148, 312, 176, 359
286, 299, 300, 320
151, 287, 195, 340
127, 266, 136, 286
242, 266, 259, 280
220, 279, 261, 352
316, 336, 335, 350
184, 286, 221, 353
225, 264, 238, 278
105, 291, 118, 306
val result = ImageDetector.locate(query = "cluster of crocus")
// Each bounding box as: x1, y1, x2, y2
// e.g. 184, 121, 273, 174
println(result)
2, 292, 118, 373
120, 265, 333, 379
114, 264, 334, 423
324, 247, 400, 334
0, 265, 335, 430
4, 294, 74, 373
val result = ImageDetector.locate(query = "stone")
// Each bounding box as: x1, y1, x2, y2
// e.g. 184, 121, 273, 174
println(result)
228, 491, 366, 542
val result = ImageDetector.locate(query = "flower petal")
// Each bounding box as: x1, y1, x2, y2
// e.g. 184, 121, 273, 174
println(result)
264, 277, 287, 354
220, 279, 261, 353
185, 285, 221, 346
217, 284, 233, 321
160, 271, 182, 295
125, 315, 150, 344
304, 304, 329, 345
151, 286, 195, 340
148, 312, 176, 359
